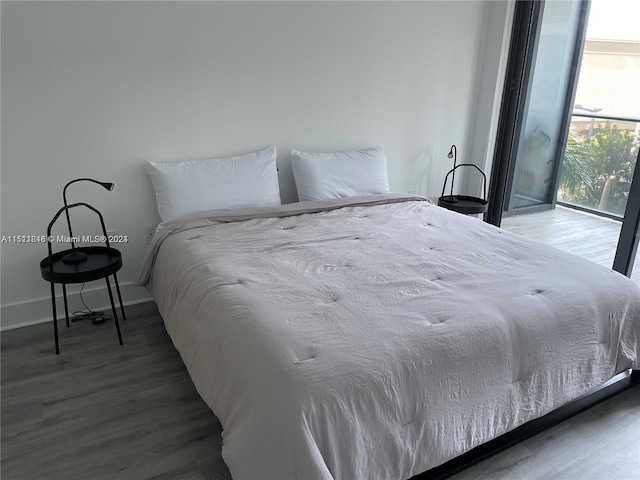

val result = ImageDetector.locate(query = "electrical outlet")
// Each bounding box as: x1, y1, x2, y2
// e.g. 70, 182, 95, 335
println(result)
145, 226, 157, 245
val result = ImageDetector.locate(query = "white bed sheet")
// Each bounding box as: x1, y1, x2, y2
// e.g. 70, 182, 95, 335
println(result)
137, 194, 640, 480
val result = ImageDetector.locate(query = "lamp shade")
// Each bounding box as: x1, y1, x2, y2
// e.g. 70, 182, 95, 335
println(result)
62, 178, 115, 258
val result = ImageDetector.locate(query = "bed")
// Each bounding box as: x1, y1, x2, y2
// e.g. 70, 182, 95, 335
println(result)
137, 192, 640, 480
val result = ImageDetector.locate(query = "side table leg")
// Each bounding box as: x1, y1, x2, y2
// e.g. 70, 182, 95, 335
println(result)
105, 276, 123, 346
50, 283, 60, 355
113, 273, 126, 320
62, 283, 70, 328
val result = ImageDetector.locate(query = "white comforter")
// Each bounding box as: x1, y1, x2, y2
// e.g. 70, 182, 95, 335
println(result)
137, 194, 640, 480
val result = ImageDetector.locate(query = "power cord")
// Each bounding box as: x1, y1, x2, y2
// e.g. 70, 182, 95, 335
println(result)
70, 283, 113, 325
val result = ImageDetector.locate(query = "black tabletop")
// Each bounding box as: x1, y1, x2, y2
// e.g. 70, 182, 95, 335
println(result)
40, 246, 122, 284
437, 195, 488, 215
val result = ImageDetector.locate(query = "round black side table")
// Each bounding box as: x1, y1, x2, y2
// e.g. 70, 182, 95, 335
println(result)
40, 246, 125, 354
437, 162, 488, 216
437, 195, 488, 215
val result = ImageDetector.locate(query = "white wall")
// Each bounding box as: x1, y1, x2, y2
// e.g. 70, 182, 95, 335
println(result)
464, 0, 515, 198
1, 1, 511, 329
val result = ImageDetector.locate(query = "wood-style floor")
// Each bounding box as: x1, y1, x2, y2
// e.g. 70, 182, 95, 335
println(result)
1, 303, 231, 480
2, 302, 639, 480
501, 205, 640, 284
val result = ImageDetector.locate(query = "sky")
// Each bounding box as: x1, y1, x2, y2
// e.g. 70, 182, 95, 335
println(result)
586, 0, 640, 41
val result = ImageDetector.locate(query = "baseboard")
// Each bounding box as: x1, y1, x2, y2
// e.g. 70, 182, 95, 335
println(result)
1, 281, 153, 331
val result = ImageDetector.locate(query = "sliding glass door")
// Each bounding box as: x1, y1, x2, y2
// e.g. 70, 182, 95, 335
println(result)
616, 148, 640, 282
489, 0, 640, 281
502, 0, 588, 216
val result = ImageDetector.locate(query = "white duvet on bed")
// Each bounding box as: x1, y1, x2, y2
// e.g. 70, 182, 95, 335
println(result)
137, 194, 640, 480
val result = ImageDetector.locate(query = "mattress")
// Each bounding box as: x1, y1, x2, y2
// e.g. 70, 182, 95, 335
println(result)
136, 194, 640, 480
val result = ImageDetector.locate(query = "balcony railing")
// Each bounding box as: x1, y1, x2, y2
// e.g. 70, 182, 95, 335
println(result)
556, 112, 640, 220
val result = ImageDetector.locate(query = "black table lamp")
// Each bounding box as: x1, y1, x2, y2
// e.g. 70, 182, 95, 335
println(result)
445, 145, 458, 202
62, 178, 114, 264
41, 177, 125, 353
437, 145, 488, 215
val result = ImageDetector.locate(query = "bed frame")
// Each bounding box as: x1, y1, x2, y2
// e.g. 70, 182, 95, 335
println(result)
414, 369, 640, 479
143, 197, 639, 479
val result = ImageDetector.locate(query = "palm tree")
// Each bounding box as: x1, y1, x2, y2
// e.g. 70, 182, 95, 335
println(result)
559, 122, 639, 216
559, 129, 593, 200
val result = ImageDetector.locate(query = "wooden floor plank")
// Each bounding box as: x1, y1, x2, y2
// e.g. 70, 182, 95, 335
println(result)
501, 206, 638, 280
1, 303, 231, 480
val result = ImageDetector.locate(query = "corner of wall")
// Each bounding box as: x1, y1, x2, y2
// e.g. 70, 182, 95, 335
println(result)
462, 0, 517, 200
1, 282, 153, 331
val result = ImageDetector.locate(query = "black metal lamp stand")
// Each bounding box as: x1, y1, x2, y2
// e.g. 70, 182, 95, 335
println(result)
62, 178, 114, 265
437, 145, 489, 215
40, 178, 125, 354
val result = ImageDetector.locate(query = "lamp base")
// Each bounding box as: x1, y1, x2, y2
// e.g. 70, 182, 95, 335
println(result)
439, 195, 460, 204
62, 251, 88, 264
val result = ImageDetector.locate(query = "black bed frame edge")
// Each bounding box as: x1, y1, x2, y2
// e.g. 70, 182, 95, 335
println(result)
412, 369, 640, 480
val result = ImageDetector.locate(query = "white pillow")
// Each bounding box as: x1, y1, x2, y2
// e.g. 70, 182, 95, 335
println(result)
146, 147, 281, 223
291, 147, 390, 201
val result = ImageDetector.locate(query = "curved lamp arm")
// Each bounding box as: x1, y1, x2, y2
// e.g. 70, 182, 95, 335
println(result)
447, 145, 457, 196
440, 163, 487, 201
62, 178, 114, 249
